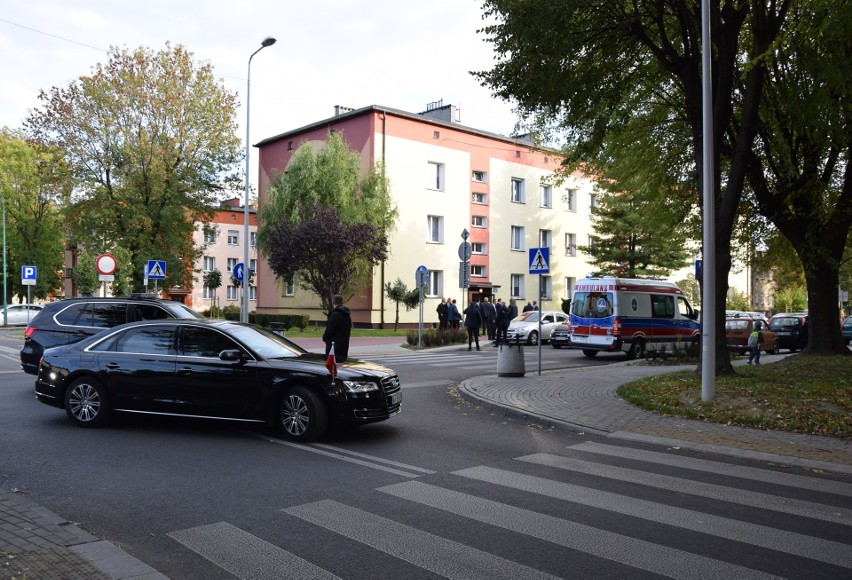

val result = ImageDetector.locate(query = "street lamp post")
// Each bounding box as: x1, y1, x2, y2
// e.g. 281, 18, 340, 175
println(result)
242, 35, 277, 323
2, 195, 6, 326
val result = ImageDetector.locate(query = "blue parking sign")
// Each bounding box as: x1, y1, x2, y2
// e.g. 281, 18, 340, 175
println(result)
22, 265, 37, 280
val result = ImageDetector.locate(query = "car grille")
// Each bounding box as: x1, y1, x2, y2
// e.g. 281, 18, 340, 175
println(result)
382, 375, 401, 413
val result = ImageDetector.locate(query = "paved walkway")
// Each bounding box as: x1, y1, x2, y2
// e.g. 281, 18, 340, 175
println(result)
3, 336, 849, 578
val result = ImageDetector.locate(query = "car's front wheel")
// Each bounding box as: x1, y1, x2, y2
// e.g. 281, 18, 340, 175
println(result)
64, 377, 111, 427
277, 386, 328, 442
527, 331, 539, 345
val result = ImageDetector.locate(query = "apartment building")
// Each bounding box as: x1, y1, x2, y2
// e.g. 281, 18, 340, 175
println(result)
254, 102, 598, 327
191, 198, 258, 314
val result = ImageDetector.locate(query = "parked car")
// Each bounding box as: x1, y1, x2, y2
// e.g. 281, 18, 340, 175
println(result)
21, 296, 204, 375
34, 319, 401, 441
505, 310, 569, 345
768, 313, 808, 352
3, 304, 43, 326
842, 316, 852, 345
725, 317, 779, 355
550, 322, 572, 348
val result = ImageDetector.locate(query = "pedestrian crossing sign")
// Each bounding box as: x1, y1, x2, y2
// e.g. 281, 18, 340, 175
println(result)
146, 260, 167, 280
529, 247, 550, 274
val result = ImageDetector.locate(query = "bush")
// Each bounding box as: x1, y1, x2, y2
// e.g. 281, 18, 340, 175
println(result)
219, 308, 309, 331
406, 327, 467, 347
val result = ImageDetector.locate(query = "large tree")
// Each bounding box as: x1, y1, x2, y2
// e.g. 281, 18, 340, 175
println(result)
258, 131, 396, 312
475, 0, 799, 373
25, 43, 243, 291
0, 129, 67, 301
262, 203, 388, 313
744, 0, 851, 353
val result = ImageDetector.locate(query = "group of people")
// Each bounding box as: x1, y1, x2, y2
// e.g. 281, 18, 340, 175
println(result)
437, 296, 519, 350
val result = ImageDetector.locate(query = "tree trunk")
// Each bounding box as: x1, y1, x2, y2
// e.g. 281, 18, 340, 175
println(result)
802, 262, 849, 355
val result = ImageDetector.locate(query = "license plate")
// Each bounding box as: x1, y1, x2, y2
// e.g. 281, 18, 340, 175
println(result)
572, 335, 586, 342
388, 392, 401, 406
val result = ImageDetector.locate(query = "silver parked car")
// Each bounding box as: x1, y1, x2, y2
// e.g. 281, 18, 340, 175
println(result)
3, 304, 43, 326
505, 310, 569, 345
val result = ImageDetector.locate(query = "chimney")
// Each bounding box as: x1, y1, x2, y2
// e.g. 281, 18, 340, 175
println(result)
334, 105, 355, 116
419, 99, 461, 124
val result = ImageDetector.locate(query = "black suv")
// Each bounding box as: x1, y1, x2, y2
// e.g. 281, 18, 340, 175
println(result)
21, 296, 203, 375
768, 312, 809, 353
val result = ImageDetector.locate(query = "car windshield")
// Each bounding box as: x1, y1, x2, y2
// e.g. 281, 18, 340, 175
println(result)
516, 311, 540, 323
725, 319, 750, 331
769, 317, 800, 330
227, 324, 306, 359
571, 292, 614, 318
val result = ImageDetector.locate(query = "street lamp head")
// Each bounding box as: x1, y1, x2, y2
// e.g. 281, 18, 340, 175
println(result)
261, 36, 277, 47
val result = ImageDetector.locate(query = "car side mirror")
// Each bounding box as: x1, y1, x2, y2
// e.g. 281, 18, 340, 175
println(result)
219, 349, 246, 362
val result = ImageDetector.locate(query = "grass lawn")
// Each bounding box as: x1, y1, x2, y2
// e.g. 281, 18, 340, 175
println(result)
618, 355, 852, 438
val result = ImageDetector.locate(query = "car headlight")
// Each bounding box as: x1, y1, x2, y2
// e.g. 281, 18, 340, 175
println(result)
342, 380, 379, 393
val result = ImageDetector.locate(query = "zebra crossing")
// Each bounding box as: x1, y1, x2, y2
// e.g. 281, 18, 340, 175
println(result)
361, 347, 556, 370
167, 441, 852, 579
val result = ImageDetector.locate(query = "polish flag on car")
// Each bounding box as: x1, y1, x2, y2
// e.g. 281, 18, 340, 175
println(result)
325, 342, 337, 377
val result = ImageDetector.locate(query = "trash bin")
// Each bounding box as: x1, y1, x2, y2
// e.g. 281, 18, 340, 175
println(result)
496, 340, 525, 377
269, 322, 287, 337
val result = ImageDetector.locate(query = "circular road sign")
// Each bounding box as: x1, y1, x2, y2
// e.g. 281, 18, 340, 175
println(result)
96, 253, 117, 275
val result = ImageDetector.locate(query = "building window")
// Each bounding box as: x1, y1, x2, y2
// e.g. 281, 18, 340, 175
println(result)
472, 192, 487, 204
472, 215, 487, 228
564, 277, 576, 300
590, 193, 599, 214
565, 233, 577, 256
472, 242, 486, 254
511, 274, 524, 298
427, 215, 444, 243
540, 275, 552, 300
540, 184, 553, 208
227, 230, 239, 245
250, 259, 257, 275
427, 162, 445, 191
588, 235, 599, 252
511, 226, 525, 251
472, 170, 487, 183
203, 256, 215, 272
203, 286, 215, 299
203, 230, 216, 244
539, 229, 552, 249
227, 286, 238, 300
282, 276, 295, 297
563, 189, 577, 212
227, 258, 238, 272
471, 265, 486, 278
250, 286, 257, 301
511, 178, 525, 203
250, 232, 257, 247
427, 270, 443, 297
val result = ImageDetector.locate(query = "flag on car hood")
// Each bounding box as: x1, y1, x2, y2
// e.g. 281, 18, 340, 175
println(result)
325, 342, 337, 377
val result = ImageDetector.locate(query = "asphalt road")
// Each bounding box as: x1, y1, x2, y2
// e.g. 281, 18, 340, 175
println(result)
1, 330, 850, 579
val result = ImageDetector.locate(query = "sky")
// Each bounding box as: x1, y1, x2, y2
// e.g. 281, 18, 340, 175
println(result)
0, 0, 521, 192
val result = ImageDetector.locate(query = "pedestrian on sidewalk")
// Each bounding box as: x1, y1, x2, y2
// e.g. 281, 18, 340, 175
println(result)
747, 321, 764, 365
464, 299, 482, 351
448, 299, 462, 329
481, 296, 496, 339
495, 299, 511, 346
436, 298, 448, 330
323, 294, 352, 362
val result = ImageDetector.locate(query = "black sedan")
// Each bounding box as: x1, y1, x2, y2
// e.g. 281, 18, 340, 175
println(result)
34, 319, 401, 441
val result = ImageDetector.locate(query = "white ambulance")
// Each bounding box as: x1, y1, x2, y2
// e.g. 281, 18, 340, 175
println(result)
569, 277, 701, 358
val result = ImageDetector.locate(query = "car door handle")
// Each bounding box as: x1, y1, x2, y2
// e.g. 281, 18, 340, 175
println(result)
105, 363, 120, 370
178, 367, 194, 375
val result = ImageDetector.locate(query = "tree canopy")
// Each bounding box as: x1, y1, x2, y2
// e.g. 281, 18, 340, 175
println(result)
258, 132, 396, 312
0, 129, 67, 302
25, 43, 243, 291
475, 0, 849, 367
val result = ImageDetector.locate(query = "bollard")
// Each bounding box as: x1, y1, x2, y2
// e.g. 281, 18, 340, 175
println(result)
497, 336, 525, 377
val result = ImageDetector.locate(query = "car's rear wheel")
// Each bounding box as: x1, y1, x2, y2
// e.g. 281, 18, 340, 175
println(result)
767, 343, 780, 355
626, 338, 645, 360
527, 331, 539, 345
64, 377, 111, 427
277, 386, 328, 442
582, 349, 598, 358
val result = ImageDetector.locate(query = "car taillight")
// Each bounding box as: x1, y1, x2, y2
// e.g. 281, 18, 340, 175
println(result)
24, 326, 36, 339
612, 317, 621, 337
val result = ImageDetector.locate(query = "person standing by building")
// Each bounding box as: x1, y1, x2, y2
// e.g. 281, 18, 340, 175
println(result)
523, 301, 534, 312
481, 296, 496, 340
508, 298, 519, 321
323, 294, 352, 362
495, 299, 511, 346
463, 299, 482, 351
436, 298, 448, 330
448, 298, 462, 329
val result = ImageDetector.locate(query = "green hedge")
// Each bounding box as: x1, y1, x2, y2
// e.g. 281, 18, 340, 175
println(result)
406, 327, 468, 347
214, 309, 310, 331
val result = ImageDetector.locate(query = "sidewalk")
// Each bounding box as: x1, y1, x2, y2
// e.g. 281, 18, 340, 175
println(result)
458, 350, 852, 475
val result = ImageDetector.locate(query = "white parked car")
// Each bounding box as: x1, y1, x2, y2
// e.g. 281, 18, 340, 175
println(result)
3, 304, 43, 326
505, 310, 569, 345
